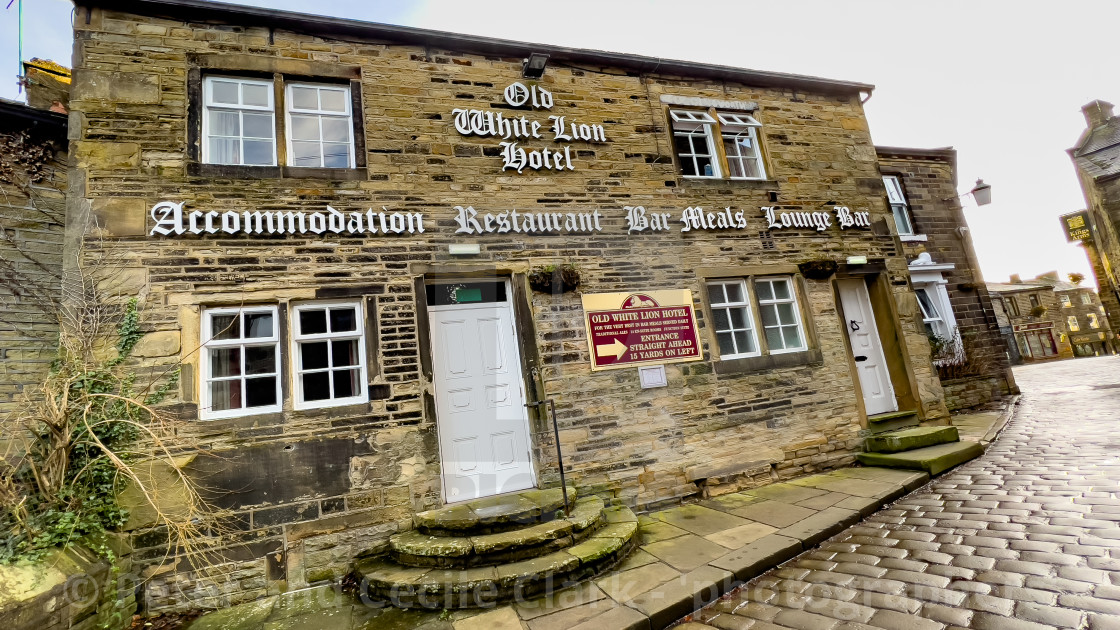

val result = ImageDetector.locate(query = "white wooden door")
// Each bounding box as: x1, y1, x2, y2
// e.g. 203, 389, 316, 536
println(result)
837, 279, 898, 416
428, 284, 535, 502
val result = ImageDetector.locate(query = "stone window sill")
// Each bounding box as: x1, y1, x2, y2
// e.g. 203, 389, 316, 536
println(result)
187, 162, 368, 180
712, 347, 823, 374
900, 234, 928, 242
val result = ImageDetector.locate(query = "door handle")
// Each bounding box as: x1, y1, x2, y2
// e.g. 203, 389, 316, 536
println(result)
849, 320, 861, 332
854, 355, 868, 362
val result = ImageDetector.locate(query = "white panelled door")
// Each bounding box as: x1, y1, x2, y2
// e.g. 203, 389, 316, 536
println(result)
428, 282, 535, 502
837, 279, 898, 416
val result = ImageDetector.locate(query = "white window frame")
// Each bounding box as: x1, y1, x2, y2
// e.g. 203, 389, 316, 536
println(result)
1081, 293, 1093, 305
670, 109, 721, 179
706, 279, 761, 359
200, 306, 282, 420
717, 112, 766, 180
755, 276, 808, 354
1068, 315, 1080, 332
290, 301, 368, 410
1060, 294, 1072, 307
882, 175, 915, 236
1090, 313, 1101, 329
202, 76, 277, 166
284, 82, 355, 169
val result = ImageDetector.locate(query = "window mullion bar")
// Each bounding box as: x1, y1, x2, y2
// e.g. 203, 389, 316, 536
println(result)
710, 108, 730, 179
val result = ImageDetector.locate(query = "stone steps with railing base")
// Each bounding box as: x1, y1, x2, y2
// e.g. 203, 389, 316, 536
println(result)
355, 502, 637, 609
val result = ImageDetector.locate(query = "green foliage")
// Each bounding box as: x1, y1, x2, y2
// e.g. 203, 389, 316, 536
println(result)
0, 298, 177, 563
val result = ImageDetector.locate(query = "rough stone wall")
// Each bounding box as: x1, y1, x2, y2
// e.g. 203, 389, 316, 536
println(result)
1073, 160, 1120, 337
69, 5, 948, 610
940, 376, 1002, 411
0, 117, 67, 419
876, 150, 1012, 408
1056, 286, 1114, 353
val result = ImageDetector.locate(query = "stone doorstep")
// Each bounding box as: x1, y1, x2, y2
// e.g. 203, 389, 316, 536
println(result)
389, 497, 605, 568
863, 425, 960, 454
357, 508, 638, 608
855, 441, 984, 476
414, 486, 577, 536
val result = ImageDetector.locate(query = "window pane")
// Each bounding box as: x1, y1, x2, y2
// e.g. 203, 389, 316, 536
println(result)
291, 141, 322, 167
243, 140, 272, 166
893, 206, 912, 234
299, 309, 328, 335
245, 346, 275, 375
739, 158, 762, 179
210, 380, 240, 411
729, 307, 747, 329
772, 280, 791, 300
245, 312, 274, 338
716, 332, 735, 356
725, 283, 744, 303
755, 281, 774, 301
210, 348, 241, 377
706, 283, 727, 305
679, 157, 697, 176
712, 308, 730, 331
320, 89, 347, 112
782, 326, 802, 349
209, 138, 239, 165
242, 83, 269, 107
290, 115, 320, 142
211, 314, 239, 340
211, 81, 239, 104
323, 144, 350, 168
673, 135, 692, 155
332, 340, 358, 367
210, 110, 240, 136
760, 304, 778, 327
735, 330, 756, 354
291, 86, 318, 110
302, 372, 331, 401
765, 328, 783, 350
243, 113, 273, 139
329, 308, 356, 332
322, 119, 349, 143
726, 158, 744, 179
776, 302, 795, 324
301, 342, 329, 370
245, 376, 277, 407
696, 157, 714, 177
333, 369, 360, 398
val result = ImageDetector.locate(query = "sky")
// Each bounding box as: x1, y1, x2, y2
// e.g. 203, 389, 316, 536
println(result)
2, 0, 1118, 288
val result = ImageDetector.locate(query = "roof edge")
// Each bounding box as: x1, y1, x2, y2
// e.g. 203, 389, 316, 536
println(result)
875, 146, 956, 159
80, 0, 875, 95
0, 98, 68, 129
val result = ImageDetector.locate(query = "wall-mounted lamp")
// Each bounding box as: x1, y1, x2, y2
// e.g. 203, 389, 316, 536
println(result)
944, 178, 992, 206
522, 53, 549, 79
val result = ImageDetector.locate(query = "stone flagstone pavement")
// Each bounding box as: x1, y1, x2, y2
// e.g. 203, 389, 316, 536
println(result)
188, 402, 1016, 630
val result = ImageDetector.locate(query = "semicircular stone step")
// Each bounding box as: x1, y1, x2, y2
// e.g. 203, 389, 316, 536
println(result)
414, 486, 577, 536
357, 505, 637, 609
390, 496, 606, 568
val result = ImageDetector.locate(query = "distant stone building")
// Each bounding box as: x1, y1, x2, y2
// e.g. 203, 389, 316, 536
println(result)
987, 275, 1075, 361
1034, 273, 1113, 356
876, 146, 1014, 410
1069, 100, 1120, 336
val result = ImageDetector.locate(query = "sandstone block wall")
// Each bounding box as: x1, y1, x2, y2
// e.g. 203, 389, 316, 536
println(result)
877, 149, 1012, 410
69, 4, 948, 610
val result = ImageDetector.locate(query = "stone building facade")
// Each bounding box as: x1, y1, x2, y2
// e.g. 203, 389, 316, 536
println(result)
987, 276, 1075, 361
875, 147, 1013, 410
0, 98, 68, 418
66, 0, 955, 610
1070, 100, 1120, 337
1033, 273, 1113, 357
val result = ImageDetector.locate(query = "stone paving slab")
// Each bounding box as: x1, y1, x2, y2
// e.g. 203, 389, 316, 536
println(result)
186, 404, 1016, 630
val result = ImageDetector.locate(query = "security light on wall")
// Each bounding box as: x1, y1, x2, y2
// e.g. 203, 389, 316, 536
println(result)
522, 53, 549, 79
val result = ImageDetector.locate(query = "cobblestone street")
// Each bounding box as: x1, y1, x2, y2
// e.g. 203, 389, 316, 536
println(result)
682, 356, 1120, 630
